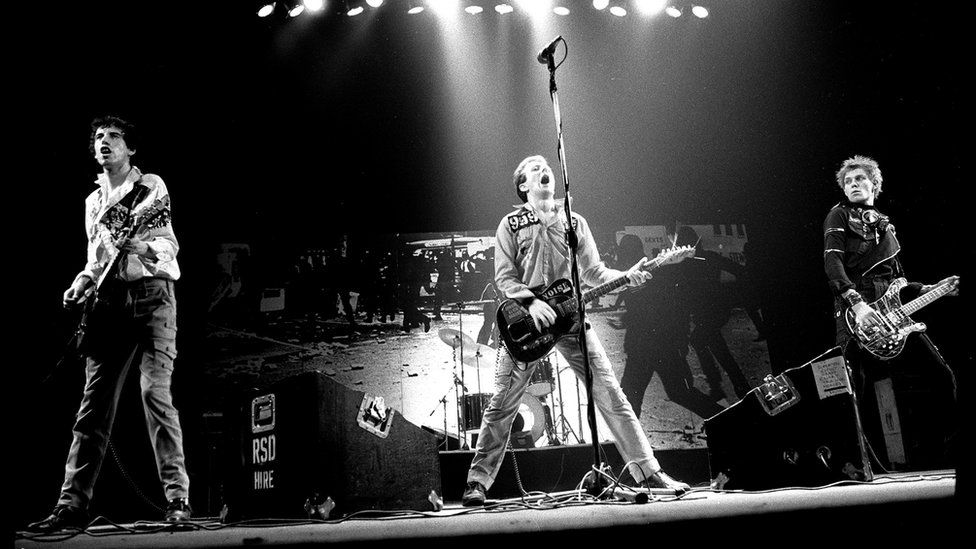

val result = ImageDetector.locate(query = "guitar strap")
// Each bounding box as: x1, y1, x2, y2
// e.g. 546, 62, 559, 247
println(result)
105, 180, 149, 280
853, 219, 901, 280
118, 180, 150, 226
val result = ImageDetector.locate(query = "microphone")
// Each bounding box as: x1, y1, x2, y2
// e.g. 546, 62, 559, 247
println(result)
536, 35, 562, 64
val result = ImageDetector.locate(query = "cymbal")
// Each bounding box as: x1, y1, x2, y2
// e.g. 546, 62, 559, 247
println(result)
461, 343, 496, 367
438, 328, 475, 349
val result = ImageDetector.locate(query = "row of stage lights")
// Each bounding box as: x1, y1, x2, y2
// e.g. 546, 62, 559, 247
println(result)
257, 1, 710, 19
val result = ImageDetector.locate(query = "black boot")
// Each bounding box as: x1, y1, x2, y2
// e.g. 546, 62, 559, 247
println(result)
26, 505, 89, 533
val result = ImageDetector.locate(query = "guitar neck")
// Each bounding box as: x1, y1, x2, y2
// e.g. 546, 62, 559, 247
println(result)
901, 280, 954, 315
580, 256, 668, 304
581, 275, 630, 304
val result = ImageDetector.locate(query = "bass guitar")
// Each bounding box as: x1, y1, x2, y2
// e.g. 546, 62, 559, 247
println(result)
74, 195, 171, 350
845, 275, 960, 360
497, 245, 696, 363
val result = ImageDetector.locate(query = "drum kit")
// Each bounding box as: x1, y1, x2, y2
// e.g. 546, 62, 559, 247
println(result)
432, 320, 583, 450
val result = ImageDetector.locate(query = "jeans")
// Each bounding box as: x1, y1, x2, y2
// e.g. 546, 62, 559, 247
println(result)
58, 278, 189, 509
467, 326, 660, 489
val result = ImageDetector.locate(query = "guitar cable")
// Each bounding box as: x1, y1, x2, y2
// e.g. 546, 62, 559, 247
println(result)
107, 437, 167, 514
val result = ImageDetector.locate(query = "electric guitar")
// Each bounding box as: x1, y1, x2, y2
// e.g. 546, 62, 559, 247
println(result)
845, 275, 960, 360
497, 245, 696, 363
74, 195, 171, 350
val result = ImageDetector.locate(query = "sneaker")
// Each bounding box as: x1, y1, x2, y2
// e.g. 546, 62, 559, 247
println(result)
461, 481, 486, 507
164, 498, 192, 522
26, 505, 89, 533
642, 470, 691, 494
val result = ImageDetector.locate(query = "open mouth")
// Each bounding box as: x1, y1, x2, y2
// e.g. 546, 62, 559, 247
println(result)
100, 147, 111, 155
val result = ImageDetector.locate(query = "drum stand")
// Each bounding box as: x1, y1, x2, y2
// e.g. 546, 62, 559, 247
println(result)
428, 374, 464, 450
548, 355, 582, 445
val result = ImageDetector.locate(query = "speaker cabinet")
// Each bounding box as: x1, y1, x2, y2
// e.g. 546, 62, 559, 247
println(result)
221, 371, 441, 520
704, 347, 872, 490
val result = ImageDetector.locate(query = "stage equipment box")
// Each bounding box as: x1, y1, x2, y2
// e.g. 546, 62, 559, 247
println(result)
704, 347, 873, 490
221, 371, 442, 520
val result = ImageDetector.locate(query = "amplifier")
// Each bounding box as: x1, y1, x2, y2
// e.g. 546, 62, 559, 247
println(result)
221, 371, 442, 520
704, 347, 873, 490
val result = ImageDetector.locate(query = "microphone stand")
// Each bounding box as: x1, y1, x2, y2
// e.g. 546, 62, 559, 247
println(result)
541, 41, 604, 496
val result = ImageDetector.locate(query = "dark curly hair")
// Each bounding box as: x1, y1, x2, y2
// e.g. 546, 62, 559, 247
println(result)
89, 115, 138, 155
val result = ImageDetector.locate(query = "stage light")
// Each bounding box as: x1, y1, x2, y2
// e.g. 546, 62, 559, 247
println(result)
366, 0, 383, 7
692, 5, 708, 18
609, 5, 626, 16
287, 1, 305, 17
257, 2, 276, 17
408, 1, 424, 14
305, 0, 325, 12
635, 0, 666, 16
665, 6, 681, 17
592, 0, 609, 10
465, 5, 484, 14
495, 3, 514, 14
553, 6, 569, 15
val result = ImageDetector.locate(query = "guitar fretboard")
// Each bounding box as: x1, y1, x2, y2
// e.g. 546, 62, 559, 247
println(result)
551, 257, 669, 316
901, 280, 955, 315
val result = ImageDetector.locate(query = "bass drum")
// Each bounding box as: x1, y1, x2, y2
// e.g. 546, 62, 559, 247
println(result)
510, 394, 546, 446
526, 357, 555, 397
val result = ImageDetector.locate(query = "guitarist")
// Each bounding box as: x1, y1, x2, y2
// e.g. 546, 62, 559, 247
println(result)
28, 116, 191, 532
823, 155, 958, 469
461, 155, 690, 506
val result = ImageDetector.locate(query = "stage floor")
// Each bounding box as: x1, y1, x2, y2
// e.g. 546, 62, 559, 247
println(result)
15, 471, 961, 548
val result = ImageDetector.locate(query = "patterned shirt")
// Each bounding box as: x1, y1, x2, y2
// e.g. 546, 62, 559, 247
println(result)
75, 166, 180, 285
494, 201, 620, 298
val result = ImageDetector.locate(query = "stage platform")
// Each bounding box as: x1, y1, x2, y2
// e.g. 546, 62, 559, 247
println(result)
15, 471, 961, 548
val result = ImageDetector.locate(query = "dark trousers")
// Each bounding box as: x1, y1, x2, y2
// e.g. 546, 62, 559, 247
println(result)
59, 278, 189, 510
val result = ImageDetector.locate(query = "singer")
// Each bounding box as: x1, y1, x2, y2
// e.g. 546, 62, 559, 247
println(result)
27, 116, 192, 533
823, 155, 959, 469
460, 155, 690, 506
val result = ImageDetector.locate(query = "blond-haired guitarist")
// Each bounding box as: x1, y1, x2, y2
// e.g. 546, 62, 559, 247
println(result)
823, 154, 959, 469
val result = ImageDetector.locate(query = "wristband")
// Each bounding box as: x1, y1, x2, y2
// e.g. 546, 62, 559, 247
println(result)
844, 292, 864, 308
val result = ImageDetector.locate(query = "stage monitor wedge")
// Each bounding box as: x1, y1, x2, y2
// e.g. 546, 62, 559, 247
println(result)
221, 371, 442, 520
704, 347, 872, 491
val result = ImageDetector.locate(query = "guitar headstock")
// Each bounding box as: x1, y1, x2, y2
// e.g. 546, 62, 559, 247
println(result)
941, 275, 961, 294
649, 244, 696, 268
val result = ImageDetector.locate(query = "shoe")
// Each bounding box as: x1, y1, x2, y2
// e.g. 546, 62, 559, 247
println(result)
26, 505, 89, 533
461, 481, 486, 507
642, 471, 690, 494
164, 498, 192, 522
